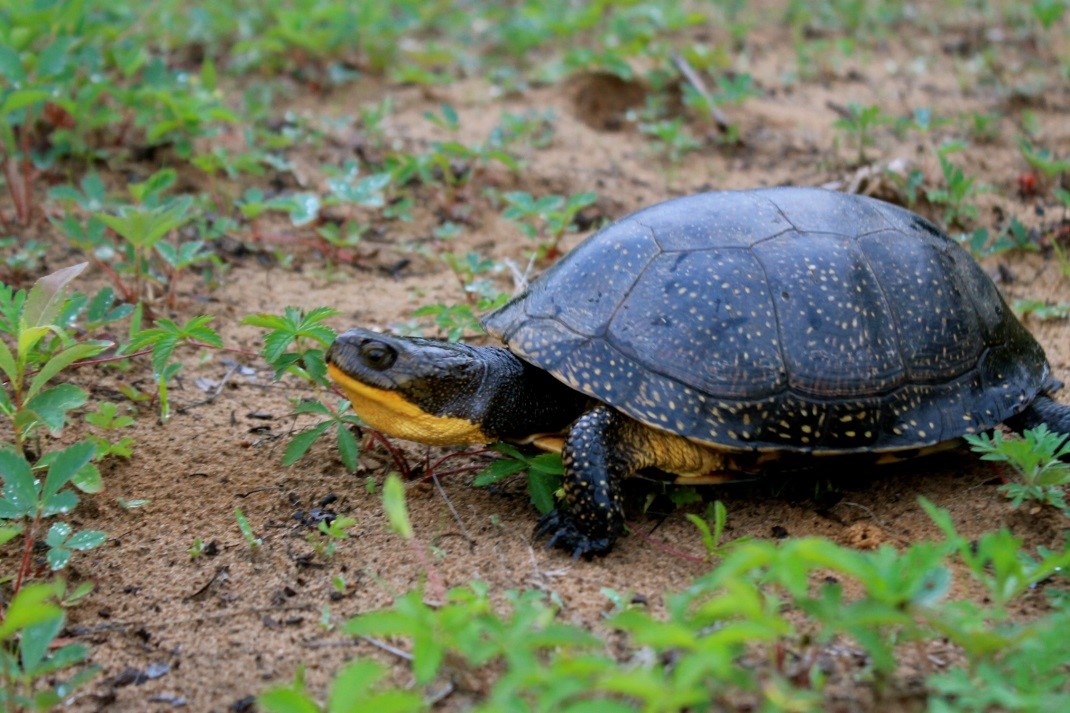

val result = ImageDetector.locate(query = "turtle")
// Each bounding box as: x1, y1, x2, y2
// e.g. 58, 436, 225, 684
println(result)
325, 187, 1070, 558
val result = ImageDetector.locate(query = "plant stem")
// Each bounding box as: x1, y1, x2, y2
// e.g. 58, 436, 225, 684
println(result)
13, 510, 41, 595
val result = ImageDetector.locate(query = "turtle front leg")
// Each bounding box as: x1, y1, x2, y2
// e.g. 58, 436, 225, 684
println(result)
535, 404, 636, 558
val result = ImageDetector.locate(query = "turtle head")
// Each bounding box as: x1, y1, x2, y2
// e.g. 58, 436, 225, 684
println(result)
326, 328, 493, 445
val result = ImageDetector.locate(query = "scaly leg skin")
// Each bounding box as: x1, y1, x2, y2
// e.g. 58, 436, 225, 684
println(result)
535, 403, 730, 558
535, 404, 636, 559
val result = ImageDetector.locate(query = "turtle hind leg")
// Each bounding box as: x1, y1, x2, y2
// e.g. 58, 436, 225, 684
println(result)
535, 404, 632, 559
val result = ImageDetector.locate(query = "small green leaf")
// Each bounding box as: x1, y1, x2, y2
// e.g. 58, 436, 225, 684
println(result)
0, 44, 26, 83
258, 688, 319, 713
293, 399, 332, 416
528, 471, 559, 514
19, 612, 64, 675
0, 447, 37, 514
0, 526, 21, 546
0, 582, 63, 641
382, 474, 413, 540
46, 521, 72, 547
72, 462, 103, 493
26, 340, 110, 402
326, 660, 386, 712
336, 423, 360, 472
43, 440, 96, 503
25, 383, 88, 434
66, 530, 106, 550
0, 337, 16, 383
22, 263, 87, 330
42, 490, 78, 517
283, 421, 333, 466
1, 89, 50, 115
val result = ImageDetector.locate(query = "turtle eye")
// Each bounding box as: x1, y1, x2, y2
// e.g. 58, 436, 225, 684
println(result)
359, 341, 397, 370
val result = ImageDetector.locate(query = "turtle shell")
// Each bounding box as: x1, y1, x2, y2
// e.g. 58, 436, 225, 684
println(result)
483, 187, 1050, 452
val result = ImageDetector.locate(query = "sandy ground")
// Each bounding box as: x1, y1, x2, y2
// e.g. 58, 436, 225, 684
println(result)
1, 3, 1068, 711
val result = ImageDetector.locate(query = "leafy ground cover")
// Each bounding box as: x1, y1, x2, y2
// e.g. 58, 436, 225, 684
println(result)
1, 0, 1069, 710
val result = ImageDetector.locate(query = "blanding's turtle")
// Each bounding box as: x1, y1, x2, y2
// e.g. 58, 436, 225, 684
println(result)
326, 187, 1070, 558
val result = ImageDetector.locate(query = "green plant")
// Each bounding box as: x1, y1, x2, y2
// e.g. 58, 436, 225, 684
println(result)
241, 307, 365, 470
685, 499, 731, 561
1014, 299, 1070, 321
640, 117, 703, 164
188, 537, 207, 559
410, 250, 509, 340
958, 217, 1036, 258
965, 425, 1070, 513
52, 170, 212, 309
0, 581, 98, 710
501, 190, 597, 260
0, 442, 107, 581
1030, 0, 1068, 30
0, 264, 109, 454
259, 661, 422, 713
473, 443, 565, 515
265, 495, 1070, 710
235, 507, 262, 550
927, 142, 983, 227
833, 102, 887, 164
1018, 139, 1070, 182
309, 515, 357, 560
127, 315, 223, 422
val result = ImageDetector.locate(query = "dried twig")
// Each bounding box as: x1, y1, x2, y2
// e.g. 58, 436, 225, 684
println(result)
671, 51, 731, 133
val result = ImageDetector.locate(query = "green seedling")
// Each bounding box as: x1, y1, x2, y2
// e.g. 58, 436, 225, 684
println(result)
242, 306, 338, 385
959, 217, 1036, 258
639, 117, 703, 164
188, 537, 207, 559
410, 303, 483, 342
243, 307, 365, 471
495, 109, 556, 150
0, 238, 46, 285
965, 425, 1070, 514
1018, 139, 1070, 180
1030, 0, 1067, 29
52, 170, 212, 309
963, 110, 1002, 143
685, 499, 731, 561
502, 190, 597, 260
84, 402, 136, 462
411, 250, 508, 340
127, 315, 223, 422
833, 102, 887, 164
274, 496, 1070, 710
43, 521, 106, 572
284, 399, 364, 471
312, 513, 357, 556
928, 142, 983, 227
1014, 299, 1070, 321
382, 474, 413, 541
235, 507, 262, 550
423, 103, 460, 132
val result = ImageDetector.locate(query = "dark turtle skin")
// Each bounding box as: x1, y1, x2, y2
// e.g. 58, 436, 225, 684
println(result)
328, 187, 1070, 558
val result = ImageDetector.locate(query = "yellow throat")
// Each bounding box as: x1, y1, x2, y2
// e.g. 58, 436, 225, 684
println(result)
328, 364, 489, 446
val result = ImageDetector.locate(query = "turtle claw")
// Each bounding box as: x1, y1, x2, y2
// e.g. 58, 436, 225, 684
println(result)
534, 509, 614, 559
